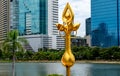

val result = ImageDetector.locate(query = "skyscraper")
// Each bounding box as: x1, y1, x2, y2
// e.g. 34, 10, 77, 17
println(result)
19, 0, 44, 35
18, 0, 64, 51
91, 0, 120, 47
10, 0, 19, 30
85, 17, 91, 47
48, 0, 58, 35
86, 18, 91, 36
19, 0, 58, 35
0, 0, 10, 44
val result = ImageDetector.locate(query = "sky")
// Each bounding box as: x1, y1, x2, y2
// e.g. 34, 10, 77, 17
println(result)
59, 0, 91, 37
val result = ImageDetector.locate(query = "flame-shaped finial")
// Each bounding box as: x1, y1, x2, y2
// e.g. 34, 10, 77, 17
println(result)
56, 3, 80, 76
62, 3, 74, 24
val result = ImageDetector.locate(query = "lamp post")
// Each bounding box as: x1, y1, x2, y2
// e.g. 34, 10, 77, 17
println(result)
56, 3, 80, 76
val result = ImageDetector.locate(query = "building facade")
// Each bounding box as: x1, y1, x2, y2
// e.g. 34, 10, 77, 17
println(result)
22, 35, 52, 51
0, 0, 10, 44
71, 37, 87, 47
91, 0, 120, 47
86, 18, 91, 36
19, 0, 48, 35
85, 17, 91, 46
48, 0, 58, 35
18, 0, 64, 51
18, 0, 58, 35
10, 0, 19, 30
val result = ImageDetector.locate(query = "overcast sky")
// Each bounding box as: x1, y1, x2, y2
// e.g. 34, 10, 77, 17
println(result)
59, 0, 91, 37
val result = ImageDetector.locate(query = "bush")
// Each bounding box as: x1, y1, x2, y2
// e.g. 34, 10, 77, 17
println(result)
48, 74, 63, 76
1, 46, 120, 61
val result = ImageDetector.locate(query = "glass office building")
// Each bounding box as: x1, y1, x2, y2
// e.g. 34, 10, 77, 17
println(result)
19, 0, 48, 35
10, 0, 19, 30
18, 0, 64, 50
91, 0, 120, 47
86, 18, 91, 36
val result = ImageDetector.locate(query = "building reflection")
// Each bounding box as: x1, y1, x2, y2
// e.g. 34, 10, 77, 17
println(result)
92, 23, 117, 47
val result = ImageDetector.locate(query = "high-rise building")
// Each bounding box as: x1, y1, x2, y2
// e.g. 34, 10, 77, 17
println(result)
19, 0, 42, 35
0, 0, 10, 44
48, 0, 58, 35
85, 17, 91, 46
18, 0, 64, 51
10, 0, 19, 30
19, 0, 58, 35
86, 18, 91, 36
91, 0, 120, 47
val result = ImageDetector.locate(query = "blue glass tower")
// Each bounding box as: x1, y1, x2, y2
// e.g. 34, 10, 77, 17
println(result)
91, 0, 120, 47
19, 0, 48, 35
86, 18, 91, 36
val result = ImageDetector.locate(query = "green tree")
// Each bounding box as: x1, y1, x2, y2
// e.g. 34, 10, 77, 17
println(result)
16, 51, 24, 60
99, 48, 111, 60
110, 46, 120, 60
2, 51, 12, 60
91, 47, 100, 60
72, 46, 79, 52
2, 30, 27, 76
24, 51, 34, 60
0, 49, 2, 60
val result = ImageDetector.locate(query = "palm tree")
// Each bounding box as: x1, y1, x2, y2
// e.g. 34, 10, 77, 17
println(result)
2, 30, 28, 76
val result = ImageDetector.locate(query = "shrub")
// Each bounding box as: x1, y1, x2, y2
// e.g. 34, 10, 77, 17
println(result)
48, 74, 63, 76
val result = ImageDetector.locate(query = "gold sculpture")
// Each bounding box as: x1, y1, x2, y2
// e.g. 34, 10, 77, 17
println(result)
56, 3, 80, 76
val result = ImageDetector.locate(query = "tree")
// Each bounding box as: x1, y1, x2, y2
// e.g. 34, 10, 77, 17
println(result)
48, 74, 63, 76
16, 51, 24, 60
2, 30, 27, 76
91, 47, 100, 60
24, 51, 34, 60
0, 49, 2, 59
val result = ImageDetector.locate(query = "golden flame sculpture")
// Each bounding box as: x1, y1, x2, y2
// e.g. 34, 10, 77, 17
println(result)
56, 3, 80, 76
